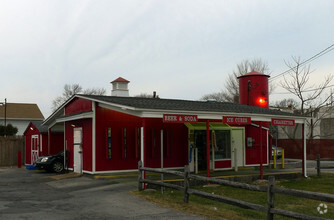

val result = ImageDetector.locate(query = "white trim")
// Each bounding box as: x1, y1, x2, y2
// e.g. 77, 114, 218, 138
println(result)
56, 111, 93, 123
251, 123, 270, 130
92, 101, 96, 173
40, 134, 43, 152
141, 127, 144, 165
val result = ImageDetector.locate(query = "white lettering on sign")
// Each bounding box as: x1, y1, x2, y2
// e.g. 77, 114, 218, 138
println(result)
223, 116, 251, 125
163, 114, 198, 123
271, 118, 295, 126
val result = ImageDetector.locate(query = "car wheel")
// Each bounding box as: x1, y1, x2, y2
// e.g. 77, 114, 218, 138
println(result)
53, 161, 64, 173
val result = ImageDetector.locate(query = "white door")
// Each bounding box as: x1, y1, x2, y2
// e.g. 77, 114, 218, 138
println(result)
231, 129, 244, 168
73, 128, 83, 173
31, 135, 39, 164
73, 145, 82, 173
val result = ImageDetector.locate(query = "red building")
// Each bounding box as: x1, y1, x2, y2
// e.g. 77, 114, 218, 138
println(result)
24, 121, 63, 165
41, 76, 308, 175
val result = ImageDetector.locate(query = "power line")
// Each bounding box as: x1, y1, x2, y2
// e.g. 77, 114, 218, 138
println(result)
271, 84, 334, 95
270, 43, 334, 81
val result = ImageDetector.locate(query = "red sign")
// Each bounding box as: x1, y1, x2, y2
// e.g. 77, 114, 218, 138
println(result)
272, 118, 295, 126
163, 114, 198, 123
223, 116, 251, 125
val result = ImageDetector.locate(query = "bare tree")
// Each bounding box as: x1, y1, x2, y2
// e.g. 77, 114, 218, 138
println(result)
52, 84, 106, 112
274, 98, 299, 110
279, 56, 334, 139
201, 58, 272, 102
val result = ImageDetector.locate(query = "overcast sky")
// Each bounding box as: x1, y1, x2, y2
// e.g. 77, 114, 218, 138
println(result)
1, 0, 334, 118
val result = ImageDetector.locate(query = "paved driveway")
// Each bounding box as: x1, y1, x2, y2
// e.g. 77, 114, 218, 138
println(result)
0, 168, 205, 220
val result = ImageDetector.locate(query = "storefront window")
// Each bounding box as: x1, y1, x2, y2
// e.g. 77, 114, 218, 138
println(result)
213, 130, 231, 160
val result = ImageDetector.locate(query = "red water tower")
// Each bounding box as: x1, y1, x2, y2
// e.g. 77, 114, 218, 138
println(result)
238, 71, 270, 108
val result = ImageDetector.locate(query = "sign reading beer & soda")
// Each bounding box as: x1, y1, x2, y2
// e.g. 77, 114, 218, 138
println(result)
163, 114, 198, 123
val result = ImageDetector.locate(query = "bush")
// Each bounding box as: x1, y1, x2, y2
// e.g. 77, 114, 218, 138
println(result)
0, 124, 18, 136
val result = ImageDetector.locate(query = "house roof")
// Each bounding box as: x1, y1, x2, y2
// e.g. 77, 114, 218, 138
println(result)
43, 94, 309, 126
79, 95, 305, 118
0, 103, 44, 120
31, 121, 48, 133
237, 71, 270, 78
111, 77, 130, 83
24, 121, 48, 135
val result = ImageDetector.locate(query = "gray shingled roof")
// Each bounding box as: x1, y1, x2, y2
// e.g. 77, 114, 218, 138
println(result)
79, 95, 304, 118
31, 121, 48, 133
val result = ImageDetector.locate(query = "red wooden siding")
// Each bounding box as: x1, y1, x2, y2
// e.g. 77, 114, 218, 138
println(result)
95, 106, 189, 172
65, 98, 92, 115
65, 119, 92, 172
95, 106, 142, 171
215, 160, 231, 169
49, 133, 64, 155
245, 122, 268, 165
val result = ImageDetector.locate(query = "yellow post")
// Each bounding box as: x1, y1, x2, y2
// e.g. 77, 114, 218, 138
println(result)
273, 149, 276, 169
282, 149, 285, 169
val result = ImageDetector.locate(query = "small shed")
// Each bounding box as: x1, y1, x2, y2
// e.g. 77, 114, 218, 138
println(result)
24, 121, 64, 165
24, 121, 48, 165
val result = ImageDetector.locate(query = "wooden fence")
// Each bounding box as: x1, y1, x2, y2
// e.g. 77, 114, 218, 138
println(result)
138, 161, 334, 220
0, 136, 25, 166
316, 154, 334, 176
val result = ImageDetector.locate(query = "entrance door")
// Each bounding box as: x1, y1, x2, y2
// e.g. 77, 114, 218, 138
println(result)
194, 130, 208, 171
73, 128, 83, 173
231, 129, 244, 169
31, 135, 39, 164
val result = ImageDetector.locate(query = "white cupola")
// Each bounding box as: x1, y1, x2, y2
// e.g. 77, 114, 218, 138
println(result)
111, 77, 130, 97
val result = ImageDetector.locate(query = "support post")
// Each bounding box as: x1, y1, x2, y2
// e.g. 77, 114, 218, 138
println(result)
138, 160, 143, 191
302, 122, 307, 177
234, 148, 238, 172
267, 176, 275, 220
317, 154, 321, 176
260, 122, 263, 180
161, 130, 164, 194
273, 149, 276, 169
184, 165, 190, 203
281, 149, 285, 169
206, 120, 210, 178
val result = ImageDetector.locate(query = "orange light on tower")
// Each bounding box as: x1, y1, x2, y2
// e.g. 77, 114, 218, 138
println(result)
257, 97, 268, 107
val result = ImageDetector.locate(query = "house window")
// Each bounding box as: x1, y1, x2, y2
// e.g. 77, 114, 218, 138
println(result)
123, 128, 127, 159
213, 130, 231, 160
106, 127, 112, 159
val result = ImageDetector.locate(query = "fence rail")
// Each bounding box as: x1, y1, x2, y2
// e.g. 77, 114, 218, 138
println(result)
0, 136, 25, 166
138, 161, 334, 220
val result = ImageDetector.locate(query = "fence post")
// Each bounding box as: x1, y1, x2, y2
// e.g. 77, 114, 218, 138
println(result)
267, 176, 275, 220
184, 165, 190, 203
138, 160, 143, 191
18, 150, 21, 168
316, 154, 320, 176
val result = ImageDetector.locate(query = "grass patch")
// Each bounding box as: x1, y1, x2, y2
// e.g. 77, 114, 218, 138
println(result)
133, 175, 334, 219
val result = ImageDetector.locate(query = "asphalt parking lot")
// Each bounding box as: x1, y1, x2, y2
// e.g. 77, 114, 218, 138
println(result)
0, 168, 205, 220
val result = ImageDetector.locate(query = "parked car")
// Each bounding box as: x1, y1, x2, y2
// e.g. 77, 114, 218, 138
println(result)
271, 145, 282, 159
35, 151, 65, 173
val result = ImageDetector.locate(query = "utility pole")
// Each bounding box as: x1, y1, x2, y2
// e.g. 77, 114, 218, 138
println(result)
4, 98, 7, 137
